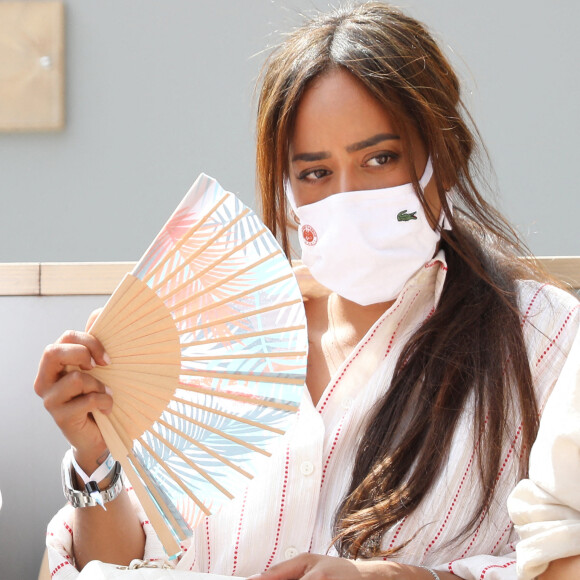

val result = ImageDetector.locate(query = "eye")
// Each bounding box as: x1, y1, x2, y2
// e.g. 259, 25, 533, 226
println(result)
297, 168, 331, 182
364, 152, 399, 167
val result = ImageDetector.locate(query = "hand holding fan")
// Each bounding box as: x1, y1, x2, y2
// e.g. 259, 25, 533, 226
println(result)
84, 174, 308, 556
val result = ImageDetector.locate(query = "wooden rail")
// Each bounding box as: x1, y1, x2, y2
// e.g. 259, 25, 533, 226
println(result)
0, 258, 578, 296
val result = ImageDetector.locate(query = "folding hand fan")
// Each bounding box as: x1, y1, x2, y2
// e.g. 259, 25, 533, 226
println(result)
85, 174, 308, 556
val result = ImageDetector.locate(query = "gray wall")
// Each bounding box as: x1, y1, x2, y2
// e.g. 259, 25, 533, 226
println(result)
1, 0, 578, 264
0, 294, 107, 579
0, 1, 579, 579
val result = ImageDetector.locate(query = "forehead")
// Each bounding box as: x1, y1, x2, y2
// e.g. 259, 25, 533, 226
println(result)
290, 68, 399, 151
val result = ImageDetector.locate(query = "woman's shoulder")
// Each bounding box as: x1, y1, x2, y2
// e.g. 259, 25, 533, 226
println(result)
516, 278, 579, 324
516, 279, 579, 384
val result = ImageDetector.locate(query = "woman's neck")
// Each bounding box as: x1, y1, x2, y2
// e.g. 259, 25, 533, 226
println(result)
305, 292, 394, 405
330, 293, 394, 343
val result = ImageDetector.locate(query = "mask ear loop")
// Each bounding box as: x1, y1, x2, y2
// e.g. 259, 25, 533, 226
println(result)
284, 179, 298, 213
282, 183, 301, 264
419, 157, 453, 232
418, 157, 434, 189
283, 179, 303, 234
441, 201, 453, 231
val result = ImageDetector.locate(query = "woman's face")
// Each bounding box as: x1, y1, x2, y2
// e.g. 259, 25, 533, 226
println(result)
288, 68, 441, 223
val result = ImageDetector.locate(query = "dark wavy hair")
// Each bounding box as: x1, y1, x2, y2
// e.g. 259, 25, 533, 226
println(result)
256, 2, 542, 558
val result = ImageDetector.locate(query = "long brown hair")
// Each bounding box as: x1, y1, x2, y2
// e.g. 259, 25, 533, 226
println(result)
256, 2, 542, 558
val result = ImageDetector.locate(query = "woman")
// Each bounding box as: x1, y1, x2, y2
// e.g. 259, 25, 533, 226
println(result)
35, 3, 579, 579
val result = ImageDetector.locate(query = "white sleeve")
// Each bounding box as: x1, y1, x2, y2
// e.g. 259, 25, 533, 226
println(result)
508, 324, 580, 580
45, 484, 172, 578
434, 525, 519, 580
437, 552, 518, 580
46, 505, 80, 579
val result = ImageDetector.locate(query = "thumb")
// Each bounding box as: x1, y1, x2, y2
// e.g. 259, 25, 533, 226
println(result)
248, 555, 310, 580
85, 307, 104, 332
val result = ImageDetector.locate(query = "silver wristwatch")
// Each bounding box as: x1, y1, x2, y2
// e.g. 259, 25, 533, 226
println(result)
61, 455, 124, 508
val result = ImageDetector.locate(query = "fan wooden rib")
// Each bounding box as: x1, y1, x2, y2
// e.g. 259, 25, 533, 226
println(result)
80, 173, 307, 557
89, 274, 181, 441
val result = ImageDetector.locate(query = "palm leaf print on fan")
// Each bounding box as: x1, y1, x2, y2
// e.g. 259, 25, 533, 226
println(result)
84, 174, 308, 556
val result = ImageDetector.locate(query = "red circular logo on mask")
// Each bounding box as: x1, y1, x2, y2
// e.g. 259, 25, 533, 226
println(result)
301, 224, 318, 246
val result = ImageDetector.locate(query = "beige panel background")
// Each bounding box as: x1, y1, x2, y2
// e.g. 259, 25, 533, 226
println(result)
0, 1, 65, 131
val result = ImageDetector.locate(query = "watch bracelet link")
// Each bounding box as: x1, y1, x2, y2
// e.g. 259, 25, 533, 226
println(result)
419, 566, 441, 580
61, 452, 124, 508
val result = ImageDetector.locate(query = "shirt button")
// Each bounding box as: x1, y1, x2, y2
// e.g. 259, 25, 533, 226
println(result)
284, 547, 299, 560
341, 396, 354, 410
300, 461, 314, 476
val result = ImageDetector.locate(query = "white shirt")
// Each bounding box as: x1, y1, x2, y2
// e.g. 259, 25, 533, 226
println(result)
46, 252, 580, 579
508, 313, 580, 580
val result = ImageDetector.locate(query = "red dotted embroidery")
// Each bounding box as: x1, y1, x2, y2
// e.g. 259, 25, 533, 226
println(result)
535, 305, 579, 367
320, 417, 345, 489
459, 515, 484, 559
141, 520, 150, 528
385, 292, 421, 358
490, 521, 513, 555
496, 424, 522, 483
51, 560, 72, 577
424, 260, 447, 271
265, 446, 290, 568
399, 302, 435, 369
231, 487, 249, 576
318, 287, 412, 414
423, 449, 476, 558
382, 517, 408, 558
480, 559, 515, 579
188, 555, 197, 571
63, 521, 73, 537
520, 284, 546, 328
205, 518, 211, 572
459, 424, 522, 559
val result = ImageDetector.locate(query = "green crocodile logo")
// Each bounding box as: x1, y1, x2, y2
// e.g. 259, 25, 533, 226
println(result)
397, 210, 417, 222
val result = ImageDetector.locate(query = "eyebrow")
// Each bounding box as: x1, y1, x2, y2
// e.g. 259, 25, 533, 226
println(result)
291, 150, 331, 162
291, 132, 400, 162
346, 132, 400, 153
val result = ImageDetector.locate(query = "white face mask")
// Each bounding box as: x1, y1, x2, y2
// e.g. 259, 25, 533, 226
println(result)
286, 159, 450, 305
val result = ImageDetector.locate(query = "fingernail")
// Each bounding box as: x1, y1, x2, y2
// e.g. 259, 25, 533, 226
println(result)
90, 357, 97, 368
105, 386, 113, 397
103, 352, 112, 365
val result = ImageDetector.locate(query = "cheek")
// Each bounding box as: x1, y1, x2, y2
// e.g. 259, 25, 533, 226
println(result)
287, 178, 329, 208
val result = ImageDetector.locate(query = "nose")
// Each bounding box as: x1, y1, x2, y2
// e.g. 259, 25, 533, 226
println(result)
334, 168, 363, 195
